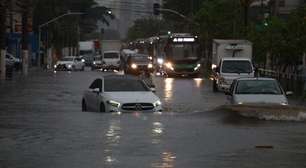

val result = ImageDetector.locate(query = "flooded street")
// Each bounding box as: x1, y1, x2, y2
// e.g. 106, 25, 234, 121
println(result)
1, 70, 306, 168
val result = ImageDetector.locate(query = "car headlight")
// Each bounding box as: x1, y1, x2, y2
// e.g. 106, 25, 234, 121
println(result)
194, 63, 201, 71
107, 100, 121, 108
131, 63, 137, 69
281, 102, 288, 105
93, 61, 96, 65
237, 102, 243, 105
54, 65, 57, 68
148, 63, 153, 69
148, 56, 153, 60
211, 64, 217, 70
165, 62, 174, 70
157, 58, 164, 65
154, 100, 162, 107
81, 59, 85, 63
67, 64, 72, 68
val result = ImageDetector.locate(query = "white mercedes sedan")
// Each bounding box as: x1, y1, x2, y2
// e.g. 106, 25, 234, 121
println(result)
82, 75, 162, 113
226, 77, 292, 106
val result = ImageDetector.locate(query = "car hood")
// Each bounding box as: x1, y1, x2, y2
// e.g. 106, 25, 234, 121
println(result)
234, 94, 288, 105
103, 92, 160, 104
57, 61, 73, 65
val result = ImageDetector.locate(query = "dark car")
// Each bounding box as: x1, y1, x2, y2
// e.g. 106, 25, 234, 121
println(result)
124, 54, 154, 75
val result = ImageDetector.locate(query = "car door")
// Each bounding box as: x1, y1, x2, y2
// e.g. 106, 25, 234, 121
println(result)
86, 79, 102, 111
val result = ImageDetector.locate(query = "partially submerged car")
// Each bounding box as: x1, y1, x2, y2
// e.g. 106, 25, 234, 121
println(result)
226, 77, 291, 106
54, 56, 85, 71
124, 54, 154, 75
82, 75, 162, 113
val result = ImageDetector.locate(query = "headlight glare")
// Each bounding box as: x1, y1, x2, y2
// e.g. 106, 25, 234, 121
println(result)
107, 100, 121, 108
154, 100, 162, 107
148, 63, 153, 68
131, 63, 137, 69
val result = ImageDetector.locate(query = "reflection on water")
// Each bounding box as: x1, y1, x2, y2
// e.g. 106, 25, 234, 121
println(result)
104, 119, 121, 164
193, 78, 203, 88
164, 78, 174, 101
152, 121, 164, 144
152, 152, 176, 168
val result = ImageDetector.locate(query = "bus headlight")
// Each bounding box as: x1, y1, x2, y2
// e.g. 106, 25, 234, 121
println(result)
194, 64, 201, 71
131, 63, 137, 69
148, 63, 153, 69
165, 62, 174, 71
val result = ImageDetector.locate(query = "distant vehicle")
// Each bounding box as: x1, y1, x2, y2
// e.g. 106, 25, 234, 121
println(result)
6, 53, 21, 70
226, 77, 291, 106
102, 51, 121, 71
79, 41, 96, 66
211, 39, 254, 92
54, 56, 85, 71
82, 75, 162, 113
91, 55, 103, 70
101, 40, 122, 54
155, 33, 202, 77
125, 54, 154, 75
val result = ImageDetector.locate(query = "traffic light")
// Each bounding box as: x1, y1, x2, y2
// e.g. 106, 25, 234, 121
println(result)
153, 3, 160, 15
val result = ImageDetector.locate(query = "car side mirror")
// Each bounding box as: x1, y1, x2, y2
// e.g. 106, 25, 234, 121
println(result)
286, 91, 293, 96
92, 88, 101, 93
150, 87, 156, 93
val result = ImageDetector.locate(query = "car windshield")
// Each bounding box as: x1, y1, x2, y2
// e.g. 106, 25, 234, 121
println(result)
235, 80, 283, 95
131, 56, 150, 63
222, 60, 252, 73
61, 57, 74, 61
104, 78, 149, 92
104, 53, 119, 59
94, 57, 102, 61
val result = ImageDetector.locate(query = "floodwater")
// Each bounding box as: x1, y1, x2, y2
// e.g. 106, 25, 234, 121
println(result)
0, 70, 306, 168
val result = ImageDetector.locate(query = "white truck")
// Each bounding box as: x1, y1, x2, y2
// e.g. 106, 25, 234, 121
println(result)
79, 41, 95, 66
211, 39, 254, 92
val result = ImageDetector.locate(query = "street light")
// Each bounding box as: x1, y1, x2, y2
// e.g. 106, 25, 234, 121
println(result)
38, 11, 84, 67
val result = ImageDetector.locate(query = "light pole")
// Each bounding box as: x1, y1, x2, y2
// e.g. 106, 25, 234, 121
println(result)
37, 11, 84, 67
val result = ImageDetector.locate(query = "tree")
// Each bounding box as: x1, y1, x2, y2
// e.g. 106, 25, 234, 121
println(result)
127, 18, 170, 41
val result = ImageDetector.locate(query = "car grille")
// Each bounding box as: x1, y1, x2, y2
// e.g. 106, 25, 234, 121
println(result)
122, 103, 154, 111
137, 65, 148, 70
56, 64, 67, 69
174, 68, 194, 72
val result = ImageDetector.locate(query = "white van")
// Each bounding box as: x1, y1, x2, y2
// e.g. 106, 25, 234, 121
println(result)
102, 51, 121, 71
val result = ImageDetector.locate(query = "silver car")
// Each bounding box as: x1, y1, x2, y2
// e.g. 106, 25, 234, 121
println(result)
82, 75, 162, 113
226, 77, 292, 106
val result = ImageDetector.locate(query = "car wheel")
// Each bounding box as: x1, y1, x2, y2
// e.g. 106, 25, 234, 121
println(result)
82, 99, 87, 112
213, 79, 218, 92
100, 103, 106, 112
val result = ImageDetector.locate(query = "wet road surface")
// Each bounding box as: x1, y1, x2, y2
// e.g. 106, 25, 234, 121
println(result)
1, 70, 306, 168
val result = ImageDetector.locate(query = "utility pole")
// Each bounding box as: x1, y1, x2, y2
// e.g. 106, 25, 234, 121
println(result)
21, 2, 30, 76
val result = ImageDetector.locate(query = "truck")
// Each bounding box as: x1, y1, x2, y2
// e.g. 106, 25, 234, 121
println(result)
211, 39, 254, 92
101, 40, 122, 54
79, 41, 96, 66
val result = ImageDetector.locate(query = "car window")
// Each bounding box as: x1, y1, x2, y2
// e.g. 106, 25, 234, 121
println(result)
104, 78, 149, 92
235, 80, 283, 95
104, 53, 119, 59
89, 79, 102, 91
62, 57, 74, 61
222, 60, 252, 73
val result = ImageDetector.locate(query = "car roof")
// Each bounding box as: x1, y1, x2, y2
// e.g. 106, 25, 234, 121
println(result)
235, 77, 276, 81
222, 57, 251, 61
102, 74, 140, 80
103, 50, 120, 54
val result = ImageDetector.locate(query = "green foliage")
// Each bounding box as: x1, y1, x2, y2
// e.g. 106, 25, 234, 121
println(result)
127, 18, 170, 41
33, 0, 113, 49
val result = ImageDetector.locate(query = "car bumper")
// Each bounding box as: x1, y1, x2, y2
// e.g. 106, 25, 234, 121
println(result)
102, 65, 120, 70
107, 105, 162, 113
54, 65, 73, 71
